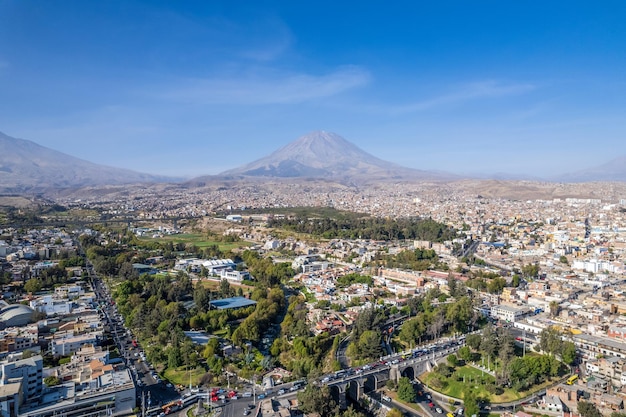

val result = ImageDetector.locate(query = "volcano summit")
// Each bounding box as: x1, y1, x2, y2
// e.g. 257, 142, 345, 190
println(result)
219, 131, 451, 182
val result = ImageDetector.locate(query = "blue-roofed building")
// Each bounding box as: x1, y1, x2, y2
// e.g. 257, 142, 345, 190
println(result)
209, 297, 257, 310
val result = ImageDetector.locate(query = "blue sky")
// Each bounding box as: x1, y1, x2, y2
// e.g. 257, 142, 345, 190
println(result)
1, 1, 625, 178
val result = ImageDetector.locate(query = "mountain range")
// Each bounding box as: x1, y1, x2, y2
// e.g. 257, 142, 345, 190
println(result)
0, 131, 172, 192
1, 129, 626, 193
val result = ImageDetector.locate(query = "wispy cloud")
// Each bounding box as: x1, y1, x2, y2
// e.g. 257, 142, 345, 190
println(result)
156, 66, 371, 105
391, 80, 536, 114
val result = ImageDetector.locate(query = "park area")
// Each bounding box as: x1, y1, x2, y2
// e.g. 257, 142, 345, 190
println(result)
421, 364, 555, 403
138, 233, 251, 252
163, 365, 207, 387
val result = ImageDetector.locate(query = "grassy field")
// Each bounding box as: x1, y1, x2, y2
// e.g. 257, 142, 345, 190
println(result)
163, 366, 207, 386
422, 365, 548, 403
196, 279, 255, 292
138, 233, 252, 252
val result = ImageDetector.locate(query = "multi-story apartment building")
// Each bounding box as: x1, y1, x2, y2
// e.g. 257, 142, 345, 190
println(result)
0, 353, 43, 403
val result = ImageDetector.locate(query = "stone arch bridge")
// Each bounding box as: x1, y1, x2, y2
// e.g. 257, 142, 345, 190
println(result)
326, 345, 458, 409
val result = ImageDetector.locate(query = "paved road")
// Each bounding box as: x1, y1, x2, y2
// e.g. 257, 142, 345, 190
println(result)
89, 264, 180, 409
336, 336, 351, 369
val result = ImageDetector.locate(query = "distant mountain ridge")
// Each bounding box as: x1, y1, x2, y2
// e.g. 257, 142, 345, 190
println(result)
556, 156, 626, 182
218, 131, 454, 182
0, 131, 173, 191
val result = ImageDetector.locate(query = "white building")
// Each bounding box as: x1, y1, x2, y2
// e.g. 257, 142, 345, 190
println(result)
0, 353, 43, 403
219, 269, 250, 282
490, 305, 527, 322
50, 334, 100, 357
29, 295, 72, 316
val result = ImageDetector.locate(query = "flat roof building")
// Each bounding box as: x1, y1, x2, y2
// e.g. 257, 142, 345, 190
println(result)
209, 297, 257, 310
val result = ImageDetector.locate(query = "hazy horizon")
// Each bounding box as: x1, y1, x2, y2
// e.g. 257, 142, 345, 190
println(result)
1, 2, 625, 178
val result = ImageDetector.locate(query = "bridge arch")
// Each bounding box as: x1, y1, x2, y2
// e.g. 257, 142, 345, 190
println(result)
400, 365, 415, 380
329, 385, 341, 406
347, 380, 361, 404
363, 374, 378, 395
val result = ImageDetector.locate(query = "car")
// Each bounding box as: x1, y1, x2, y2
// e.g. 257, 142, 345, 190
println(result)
244, 410, 250, 415
258, 394, 266, 399
436, 408, 443, 414
166, 383, 173, 388
429, 403, 434, 408
277, 389, 285, 395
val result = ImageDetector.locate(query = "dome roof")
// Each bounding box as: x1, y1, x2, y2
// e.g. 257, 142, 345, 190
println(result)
0, 304, 35, 327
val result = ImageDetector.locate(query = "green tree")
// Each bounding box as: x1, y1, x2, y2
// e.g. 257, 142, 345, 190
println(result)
219, 279, 231, 297
578, 401, 602, 417
465, 333, 482, 350
44, 376, 60, 386
561, 341, 577, 365
168, 346, 181, 369
559, 255, 569, 265
539, 327, 563, 355
24, 278, 42, 293
487, 277, 506, 294
119, 262, 139, 280
397, 377, 416, 402
480, 325, 498, 359
386, 409, 403, 417
549, 301, 561, 317
447, 354, 459, 367
355, 330, 383, 361
521, 263, 540, 278
338, 406, 366, 417
297, 385, 337, 417
511, 274, 520, 287
458, 346, 472, 362
463, 389, 479, 417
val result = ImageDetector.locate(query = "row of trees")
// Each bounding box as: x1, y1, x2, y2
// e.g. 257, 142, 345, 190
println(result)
268, 216, 457, 242
399, 289, 479, 348
372, 247, 442, 271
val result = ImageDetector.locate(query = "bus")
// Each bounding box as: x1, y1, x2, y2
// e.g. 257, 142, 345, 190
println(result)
566, 374, 578, 385
162, 399, 183, 415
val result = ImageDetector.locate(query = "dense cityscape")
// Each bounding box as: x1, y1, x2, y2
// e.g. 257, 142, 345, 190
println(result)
2, 181, 626, 417
2, 3, 625, 417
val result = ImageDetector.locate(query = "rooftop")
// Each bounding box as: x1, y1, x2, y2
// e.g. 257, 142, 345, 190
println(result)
209, 297, 257, 310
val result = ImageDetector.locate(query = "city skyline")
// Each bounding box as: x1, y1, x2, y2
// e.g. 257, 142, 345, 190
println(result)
1, 1, 625, 178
